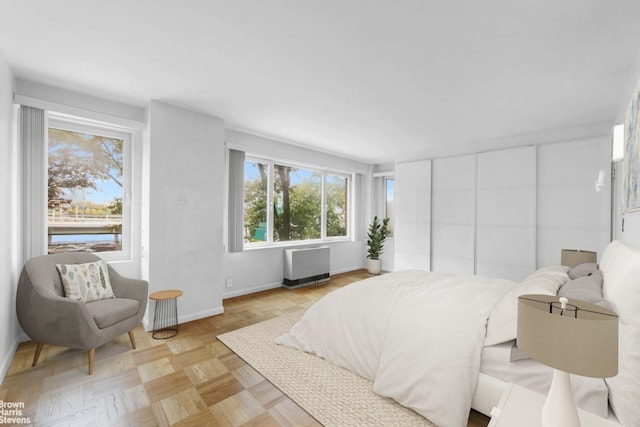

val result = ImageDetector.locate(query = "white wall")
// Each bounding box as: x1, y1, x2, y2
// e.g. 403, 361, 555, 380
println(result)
617, 202, 640, 244
222, 129, 369, 298
14, 79, 145, 125
225, 129, 369, 174
224, 241, 365, 298
614, 69, 640, 248
613, 158, 640, 245
145, 101, 225, 324
0, 51, 19, 380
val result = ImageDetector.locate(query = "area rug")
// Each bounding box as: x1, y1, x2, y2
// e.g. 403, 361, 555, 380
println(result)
217, 310, 434, 427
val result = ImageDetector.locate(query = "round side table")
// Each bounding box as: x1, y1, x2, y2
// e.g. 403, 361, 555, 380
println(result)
149, 290, 183, 339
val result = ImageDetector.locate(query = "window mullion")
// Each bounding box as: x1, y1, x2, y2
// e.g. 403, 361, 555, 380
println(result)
321, 173, 327, 240
267, 161, 274, 244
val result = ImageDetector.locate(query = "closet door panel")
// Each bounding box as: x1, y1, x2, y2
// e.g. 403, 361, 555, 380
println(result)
431, 224, 475, 274
431, 155, 475, 274
431, 190, 476, 225
536, 138, 611, 267
537, 187, 606, 229
476, 146, 536, 281
476, 227, 536, 275
476, 188, 536, 227
394, 159, 432, 271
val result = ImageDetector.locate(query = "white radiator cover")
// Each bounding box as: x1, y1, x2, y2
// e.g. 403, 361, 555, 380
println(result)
283, 246, 330, 287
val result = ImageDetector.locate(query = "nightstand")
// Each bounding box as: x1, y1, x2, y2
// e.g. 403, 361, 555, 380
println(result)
488, 383, 620, 426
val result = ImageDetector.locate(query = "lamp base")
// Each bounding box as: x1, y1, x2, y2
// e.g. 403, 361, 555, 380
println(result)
542, 369, 580, 427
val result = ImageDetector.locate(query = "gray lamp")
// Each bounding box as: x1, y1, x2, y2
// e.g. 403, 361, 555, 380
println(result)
517, 295, 618, 427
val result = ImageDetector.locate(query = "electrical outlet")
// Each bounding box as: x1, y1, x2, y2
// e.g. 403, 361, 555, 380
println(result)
225, 278, 233, 288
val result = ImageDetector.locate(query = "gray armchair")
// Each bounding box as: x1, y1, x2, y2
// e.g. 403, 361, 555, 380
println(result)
16, 252, 148, 374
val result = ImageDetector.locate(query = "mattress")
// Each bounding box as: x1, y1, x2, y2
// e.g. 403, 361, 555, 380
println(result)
472, 340, 616, 421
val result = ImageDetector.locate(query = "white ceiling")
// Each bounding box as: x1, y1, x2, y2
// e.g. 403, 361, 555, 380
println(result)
1, 1, 640, 164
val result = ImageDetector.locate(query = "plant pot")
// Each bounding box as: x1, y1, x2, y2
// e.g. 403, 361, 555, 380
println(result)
367, 258, 382, 275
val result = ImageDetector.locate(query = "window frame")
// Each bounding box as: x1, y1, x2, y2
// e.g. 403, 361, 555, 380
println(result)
243, 155, 353, 248
47, 114, 133, 261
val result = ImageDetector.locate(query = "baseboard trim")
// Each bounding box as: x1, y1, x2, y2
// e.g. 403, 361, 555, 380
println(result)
142, 317, 150, 332
223, 282, 282, 300
0, 335, 23, 384
331, 266, 364, 275
179, 306, 224, 324
223, 267, 364, 300
144, 306, 225, 332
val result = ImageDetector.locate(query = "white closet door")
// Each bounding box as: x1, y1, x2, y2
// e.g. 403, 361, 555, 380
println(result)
431, 155, 475, 274
537, 137, 611, 266
394, 160, 431, 271
476, 146, 536, 281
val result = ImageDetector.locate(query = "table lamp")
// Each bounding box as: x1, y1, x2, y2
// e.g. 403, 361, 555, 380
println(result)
517, 295, 618, 427
560, 249, 597, 268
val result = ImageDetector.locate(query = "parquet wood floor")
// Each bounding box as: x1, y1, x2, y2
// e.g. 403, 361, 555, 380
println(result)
2, 269, 489, 426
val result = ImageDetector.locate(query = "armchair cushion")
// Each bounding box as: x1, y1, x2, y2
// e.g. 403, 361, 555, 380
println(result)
85, 298, 139, 329
56, 260, 115, 302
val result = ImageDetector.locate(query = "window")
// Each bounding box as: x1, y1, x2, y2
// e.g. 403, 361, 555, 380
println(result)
326, 174, 348, 237
385, 178, 394, 236
243, 157, 351, 245
612, 123, 624, 161
47, 117, 131, 257
273, 165, 322, 241
244, 160, 268, 242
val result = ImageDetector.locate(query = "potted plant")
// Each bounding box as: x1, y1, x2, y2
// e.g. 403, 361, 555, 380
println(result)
366, 216, 390, 275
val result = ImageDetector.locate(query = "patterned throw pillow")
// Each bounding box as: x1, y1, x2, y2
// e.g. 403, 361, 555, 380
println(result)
56, 260, 115, 302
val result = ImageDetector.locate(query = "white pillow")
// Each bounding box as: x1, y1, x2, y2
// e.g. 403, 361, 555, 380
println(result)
484, 265, 569, 346
599, 240, 640, 427
56, 260, 115, 303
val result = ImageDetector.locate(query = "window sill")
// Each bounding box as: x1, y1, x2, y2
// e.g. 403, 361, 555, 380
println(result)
242, 238, 353, 252
97, 251, 132, 264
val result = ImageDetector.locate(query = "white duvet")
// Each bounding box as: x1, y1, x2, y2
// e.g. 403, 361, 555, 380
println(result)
275, 270, 522, 427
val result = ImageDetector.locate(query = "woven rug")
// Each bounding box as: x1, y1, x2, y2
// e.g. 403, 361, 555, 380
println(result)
217, 310, 434, 427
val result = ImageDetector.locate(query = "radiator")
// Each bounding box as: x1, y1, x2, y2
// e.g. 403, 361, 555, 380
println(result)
283, 246, 330, 288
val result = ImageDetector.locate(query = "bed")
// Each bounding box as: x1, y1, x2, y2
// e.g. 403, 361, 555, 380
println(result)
274, 240, 640, 427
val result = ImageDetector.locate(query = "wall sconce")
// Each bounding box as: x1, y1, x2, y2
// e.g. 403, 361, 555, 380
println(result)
595, 170, 605, 192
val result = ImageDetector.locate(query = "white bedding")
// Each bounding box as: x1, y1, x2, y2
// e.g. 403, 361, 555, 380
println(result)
274, 242, 636, 426
275, 270, 516, 427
